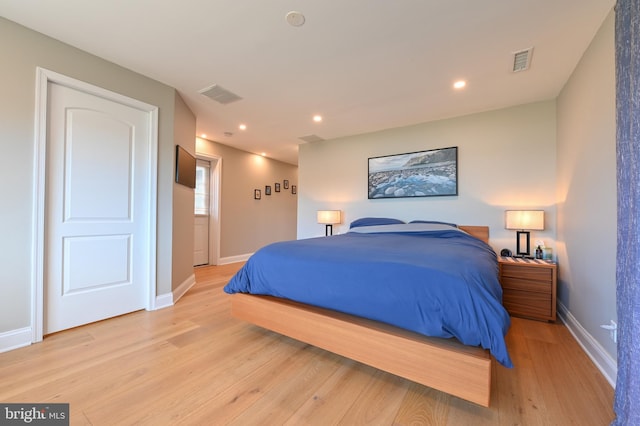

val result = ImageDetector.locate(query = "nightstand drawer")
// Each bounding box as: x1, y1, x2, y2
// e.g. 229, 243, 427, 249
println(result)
501, 276, 551, 294
503, 290, 552, 318
501, 264, 551, 282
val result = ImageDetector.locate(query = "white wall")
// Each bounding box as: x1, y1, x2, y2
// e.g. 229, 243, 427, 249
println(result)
298, 101, 557, 254
556, 11, 617, 376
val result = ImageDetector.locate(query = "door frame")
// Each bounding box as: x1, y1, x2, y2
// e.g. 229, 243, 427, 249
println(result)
31, 67, 159, 342
196, 153, 222, 265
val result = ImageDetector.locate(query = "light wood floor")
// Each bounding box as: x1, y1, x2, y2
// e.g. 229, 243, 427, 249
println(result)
0, 263, 614, 425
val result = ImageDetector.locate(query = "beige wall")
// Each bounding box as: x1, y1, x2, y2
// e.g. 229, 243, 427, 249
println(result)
556, 12, 617, 359
172, 94, 197, 289
298, 101, 558, 253
0, 17, 191, 335
196, 137, 298, 259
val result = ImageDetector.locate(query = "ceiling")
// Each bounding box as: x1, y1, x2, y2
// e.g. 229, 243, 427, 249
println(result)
1, 1, 614, 165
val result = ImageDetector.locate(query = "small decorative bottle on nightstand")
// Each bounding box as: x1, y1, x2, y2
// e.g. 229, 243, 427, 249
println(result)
498, 256, 557, 322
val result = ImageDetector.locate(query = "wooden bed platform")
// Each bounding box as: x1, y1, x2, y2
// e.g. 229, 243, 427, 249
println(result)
229, 225, 494, 407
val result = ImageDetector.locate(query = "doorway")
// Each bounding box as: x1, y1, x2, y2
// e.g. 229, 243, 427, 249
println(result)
194, 154, 221, 266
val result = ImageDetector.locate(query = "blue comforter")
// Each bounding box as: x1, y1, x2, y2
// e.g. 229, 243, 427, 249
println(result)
224, 223, 513, 367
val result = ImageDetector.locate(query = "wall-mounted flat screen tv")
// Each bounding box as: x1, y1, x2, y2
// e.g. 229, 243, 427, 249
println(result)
175, 145, 196, 188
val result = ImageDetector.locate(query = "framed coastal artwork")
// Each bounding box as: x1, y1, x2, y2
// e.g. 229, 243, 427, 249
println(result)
368, 146, 458, 199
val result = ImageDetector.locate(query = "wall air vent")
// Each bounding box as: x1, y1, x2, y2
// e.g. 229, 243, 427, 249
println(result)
299, 134, 325, 143
512, 47, 534, 72
198, 84, 243, 105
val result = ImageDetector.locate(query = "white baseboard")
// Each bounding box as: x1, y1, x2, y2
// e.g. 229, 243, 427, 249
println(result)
0, 327, 32, 354
153, 293, 173, 310
152, 273, 197, 310
173, 273, 196, 304
557, 301, 617, 388
218, 253, 253, 265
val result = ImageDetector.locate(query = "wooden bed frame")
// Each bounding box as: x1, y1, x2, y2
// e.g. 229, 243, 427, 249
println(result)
229, 225, 494, 407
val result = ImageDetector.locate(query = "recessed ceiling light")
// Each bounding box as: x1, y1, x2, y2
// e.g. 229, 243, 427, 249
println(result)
453, 80, 466, 89
313, 115, 323, 123
200, 133, 207, 138
239, 124, 247, 131
261, 152, 267, 157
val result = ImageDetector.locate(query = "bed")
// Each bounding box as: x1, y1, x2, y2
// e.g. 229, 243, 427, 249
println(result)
224, 219, 512, 406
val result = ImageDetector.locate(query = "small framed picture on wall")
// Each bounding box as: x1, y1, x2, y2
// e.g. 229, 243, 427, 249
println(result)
284, 180, 289, 189
291, 185, 297, 195
254, 189, 261, 200
275, 183, 281, 192
265, 185, 272, 195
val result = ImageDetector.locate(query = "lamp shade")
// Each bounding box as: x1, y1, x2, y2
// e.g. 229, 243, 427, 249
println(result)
505, 210, 544, 230
317, 210, 342, 224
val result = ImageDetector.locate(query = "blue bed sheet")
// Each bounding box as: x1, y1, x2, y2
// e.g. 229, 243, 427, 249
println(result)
224, 224, 513, 367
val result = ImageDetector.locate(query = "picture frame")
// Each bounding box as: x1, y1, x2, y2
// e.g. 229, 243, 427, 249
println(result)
291, 185, 297, 195
283, 180, 289, 189
265, 185, 272, 195
275, 183, 281, 192
368, 146, 458, 199
254, 189, 261, 200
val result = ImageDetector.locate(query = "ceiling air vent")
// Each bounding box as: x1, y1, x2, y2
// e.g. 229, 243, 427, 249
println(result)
299, 134, 325, 143
199, 84, 242, 105
512, 47, 534, 72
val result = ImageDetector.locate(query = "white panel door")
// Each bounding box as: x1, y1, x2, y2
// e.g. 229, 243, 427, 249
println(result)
194, 159, 210, 266
194, 216, 209, 266
44, 82, 151, 334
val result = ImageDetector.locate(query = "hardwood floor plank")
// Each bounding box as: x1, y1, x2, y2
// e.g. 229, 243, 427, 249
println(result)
80, 325, 278, 424
0, 263, 615, 425
282, 360, 376, 426
392, 382, 451, 425
174, 334, 317, 424
0, 317, 200, 398
526, 328, 614, 425
115, 334, 303, 425
337, 370, 409, 425
222, 345, 344, 425
493, 319, 551, 425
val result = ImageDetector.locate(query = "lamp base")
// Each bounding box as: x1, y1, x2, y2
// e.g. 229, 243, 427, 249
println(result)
515, 230, 531, 257
325, 224, 333, 236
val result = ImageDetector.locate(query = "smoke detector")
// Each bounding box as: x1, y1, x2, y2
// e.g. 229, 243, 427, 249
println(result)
512, 47, 534, 72
286, 11, 305, 27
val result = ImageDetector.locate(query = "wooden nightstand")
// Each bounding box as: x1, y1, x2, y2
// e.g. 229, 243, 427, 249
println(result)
498, 256, 557, 322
